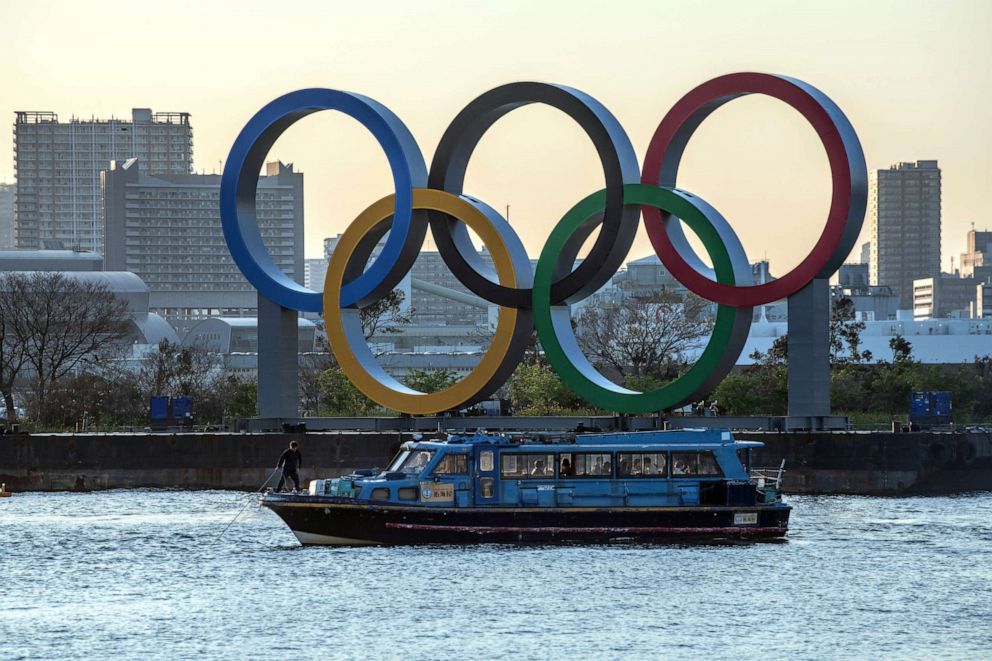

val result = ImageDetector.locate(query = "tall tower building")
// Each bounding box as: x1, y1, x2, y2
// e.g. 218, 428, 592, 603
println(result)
869, 160, 941, 308
103, 159, 303, 332
13, 108, 193, 252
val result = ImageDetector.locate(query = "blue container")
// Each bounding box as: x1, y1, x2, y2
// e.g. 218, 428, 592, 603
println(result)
932, 391, 952, 417
149, 396, 169, 420
172, 396, 193, 420
910, 391, 931, 418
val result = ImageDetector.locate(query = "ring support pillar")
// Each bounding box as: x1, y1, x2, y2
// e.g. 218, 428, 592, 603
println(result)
787, 278, 831, 420
257, 293, 299, 419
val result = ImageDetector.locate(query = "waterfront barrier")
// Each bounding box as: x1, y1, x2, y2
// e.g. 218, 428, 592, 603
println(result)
0, 429, 988, 495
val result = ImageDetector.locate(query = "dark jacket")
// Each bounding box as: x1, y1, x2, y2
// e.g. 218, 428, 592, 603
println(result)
278, 448, 302, 472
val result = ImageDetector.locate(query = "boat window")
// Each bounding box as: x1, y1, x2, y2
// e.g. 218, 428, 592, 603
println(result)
617, 452, 667, 477
387, 449, 411, 472
671, 451, 723, 477
371, 488, 390, 500
396, 450, 435, 474
433, 453, 469, 475
480, 477, 495, 498
501, 453, 555, 479
479, 450, 494, 472
397, 486, 418, 500
559, 453, 612, 478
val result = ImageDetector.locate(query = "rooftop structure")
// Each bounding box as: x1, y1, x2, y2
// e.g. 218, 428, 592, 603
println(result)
0, 248, 103, 272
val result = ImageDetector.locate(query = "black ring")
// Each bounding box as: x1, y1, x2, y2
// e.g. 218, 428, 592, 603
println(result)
428, 82, 641, 307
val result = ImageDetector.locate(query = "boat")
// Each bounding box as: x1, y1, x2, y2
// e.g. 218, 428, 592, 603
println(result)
259, 429, 791, 546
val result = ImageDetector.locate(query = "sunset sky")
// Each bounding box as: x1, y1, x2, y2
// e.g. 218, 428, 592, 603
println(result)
1, 0, 989, 273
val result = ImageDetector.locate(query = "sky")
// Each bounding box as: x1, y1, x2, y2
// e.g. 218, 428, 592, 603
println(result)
0, 0, 989, 273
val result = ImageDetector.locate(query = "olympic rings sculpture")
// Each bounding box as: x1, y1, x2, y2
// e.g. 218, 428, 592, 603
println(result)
220, 73, 867, 415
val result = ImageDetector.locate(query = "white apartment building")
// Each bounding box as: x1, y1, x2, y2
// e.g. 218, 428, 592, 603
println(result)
14, 108, 193, 252
103, 159, 303, 332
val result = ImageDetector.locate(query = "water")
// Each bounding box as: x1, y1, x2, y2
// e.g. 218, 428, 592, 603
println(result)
2, 491, 991, 660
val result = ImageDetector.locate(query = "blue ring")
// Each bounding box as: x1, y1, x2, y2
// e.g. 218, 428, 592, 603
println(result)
220, 88, 427, 311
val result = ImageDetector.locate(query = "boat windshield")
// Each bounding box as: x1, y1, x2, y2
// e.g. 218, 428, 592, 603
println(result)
397, 450, 435, 474
387, 450, 412, 472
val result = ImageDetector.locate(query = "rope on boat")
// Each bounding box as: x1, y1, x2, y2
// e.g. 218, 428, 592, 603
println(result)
216, 467, 281, 543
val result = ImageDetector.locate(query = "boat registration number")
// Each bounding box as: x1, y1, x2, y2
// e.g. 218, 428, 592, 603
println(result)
420, 482, 454, 503
734, 512, 758, 525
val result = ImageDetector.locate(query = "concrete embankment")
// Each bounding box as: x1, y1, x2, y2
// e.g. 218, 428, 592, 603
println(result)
0, 431, 404, 492
0, 429, 989, 494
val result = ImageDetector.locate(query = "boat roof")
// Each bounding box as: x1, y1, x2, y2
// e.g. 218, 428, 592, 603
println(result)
407, 429, 763, 451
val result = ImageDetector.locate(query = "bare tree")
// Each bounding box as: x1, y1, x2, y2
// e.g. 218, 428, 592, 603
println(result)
0, 272, 131, 423
575, 289, 713, 384
0, 274, 30, 423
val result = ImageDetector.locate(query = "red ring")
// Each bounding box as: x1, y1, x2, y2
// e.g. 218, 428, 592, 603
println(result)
641, 72, 857, 307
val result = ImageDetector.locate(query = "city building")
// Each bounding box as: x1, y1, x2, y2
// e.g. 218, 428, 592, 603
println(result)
960, 227, 991, 278
832, 283, 899, 322
838, 263, 869, 289
858, 241, 870, 265
14, 108, 193, 252
975, 282, 992, 318
0, 183, 14, 248
304, 257, 328, 291
103, 159, 303, 332
869, 160, 941, 308
912, 272, 992, 319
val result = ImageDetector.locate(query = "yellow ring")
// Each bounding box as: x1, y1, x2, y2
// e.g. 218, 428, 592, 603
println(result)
323, 189, 524, 414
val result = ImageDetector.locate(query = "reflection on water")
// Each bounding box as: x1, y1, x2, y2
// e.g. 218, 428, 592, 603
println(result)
2, 490, 991, 659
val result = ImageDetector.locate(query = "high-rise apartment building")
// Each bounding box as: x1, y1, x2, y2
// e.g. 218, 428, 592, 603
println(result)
869, 160, 941, 308
0, 183, 14, 248
304, 258, 328, 291
103, 159, 303, 331
14, 108, 193, 252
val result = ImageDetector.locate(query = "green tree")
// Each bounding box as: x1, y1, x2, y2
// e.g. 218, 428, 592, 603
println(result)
404, 368, 457, 394
225, 379, 258, 419
317, 367, 378, 416
712, 336, 788, 415
507, 362, 597, 415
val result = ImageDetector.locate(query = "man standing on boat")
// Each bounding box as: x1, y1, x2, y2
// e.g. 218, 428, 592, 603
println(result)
276, 440, 303, 492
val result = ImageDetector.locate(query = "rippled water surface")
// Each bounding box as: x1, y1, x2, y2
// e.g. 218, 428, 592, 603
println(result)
2, 490, 991, 660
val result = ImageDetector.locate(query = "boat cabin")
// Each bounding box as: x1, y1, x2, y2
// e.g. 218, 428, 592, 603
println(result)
322, 429, 772, 509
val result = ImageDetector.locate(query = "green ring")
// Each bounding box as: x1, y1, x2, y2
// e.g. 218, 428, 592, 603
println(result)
532, 183, 740, 414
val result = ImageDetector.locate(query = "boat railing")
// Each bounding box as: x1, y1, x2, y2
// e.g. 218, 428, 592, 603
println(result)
750, 459, 786, 490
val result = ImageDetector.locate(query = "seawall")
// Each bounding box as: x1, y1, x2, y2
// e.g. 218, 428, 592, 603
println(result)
0, 429, 989, 494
